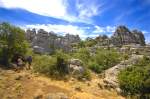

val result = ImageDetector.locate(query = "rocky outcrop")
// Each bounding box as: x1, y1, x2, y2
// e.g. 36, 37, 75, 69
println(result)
26, 29, 81, 54
111, 26, 145, 46
132, 30, 145, 46
68, 59, 85, 78
103, 55, 143, 90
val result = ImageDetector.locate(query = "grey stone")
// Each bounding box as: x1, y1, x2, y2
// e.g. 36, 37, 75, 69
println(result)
45, 93, 68, 99
26, 29, 81, 54
68, 59, 85, 76
103, 55, 143, 89
111, 26, 145, 46
15, 75, 22, 80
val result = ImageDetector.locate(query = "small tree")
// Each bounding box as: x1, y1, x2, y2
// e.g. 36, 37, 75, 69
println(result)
54, 50, 69, 75
0, 22, 29, 66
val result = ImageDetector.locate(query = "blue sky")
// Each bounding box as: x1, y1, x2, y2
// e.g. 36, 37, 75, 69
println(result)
0, 0, 150, 42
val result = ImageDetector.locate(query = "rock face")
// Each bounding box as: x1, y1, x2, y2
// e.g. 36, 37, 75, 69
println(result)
111, 26, 145, 46
103, 55, 143, 90
26, 29, 81, 54
68, 59, 85, 77
132, 30, 145, 46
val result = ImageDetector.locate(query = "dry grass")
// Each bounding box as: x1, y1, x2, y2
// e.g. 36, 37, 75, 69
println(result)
0, 67, 124, 99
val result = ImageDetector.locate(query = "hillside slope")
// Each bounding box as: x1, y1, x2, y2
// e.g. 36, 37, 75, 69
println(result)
0, 67, 124, 99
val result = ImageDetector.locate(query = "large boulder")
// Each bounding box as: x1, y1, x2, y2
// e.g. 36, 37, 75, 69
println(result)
68, 59, 85, 76
103, 55, 143, 90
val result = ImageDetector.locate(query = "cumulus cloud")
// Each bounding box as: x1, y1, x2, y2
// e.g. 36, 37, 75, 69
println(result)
142, 30, 149, 34
76, 0, 102, 20
0, 0, 78, 22
93, 25, 116, 34
0, 0, 102, 23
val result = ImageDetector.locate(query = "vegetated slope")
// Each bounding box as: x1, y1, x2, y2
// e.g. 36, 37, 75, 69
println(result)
104, 55, 143, 88
0, 67, 124, 99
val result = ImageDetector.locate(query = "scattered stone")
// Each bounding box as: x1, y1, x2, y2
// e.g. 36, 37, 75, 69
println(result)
45, 93, 68, 99
14, 75, 22, 80
116, 87, 122, 94
6, 95, 13, 99
98, 83, 103, 89
34, 94, 43, 99
34, 90, 43, 99
87, 82, 90, 86
75, 86, 82, 92
24, 74, 31, 79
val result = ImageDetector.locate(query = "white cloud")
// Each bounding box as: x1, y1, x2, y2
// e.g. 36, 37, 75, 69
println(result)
0, 0, 79, 22
0, 0, 66, 16
93, 25, 116, 34
142, 30, 149, 34
76, 0, 101, 21
0, 0, 102, 23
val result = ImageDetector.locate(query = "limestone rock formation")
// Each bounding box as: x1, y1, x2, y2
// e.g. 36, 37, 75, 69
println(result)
111, 26, 145, 46
132, 29, 145, 46
26, 29, 36, 43
103, 55, 143, 90
26, 29, 81, 54
68, 59, 85, 77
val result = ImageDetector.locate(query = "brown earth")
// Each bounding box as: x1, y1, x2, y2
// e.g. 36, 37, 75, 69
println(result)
0, 67, 125, 99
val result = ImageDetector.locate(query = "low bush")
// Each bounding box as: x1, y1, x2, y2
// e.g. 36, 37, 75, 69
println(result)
78, 68, 91, 81
33, 50, 69, 79
32, 55, 57, 76
88, 49, 121, 73
88, 62, 103, 73
73, 48, 91, 64
53, 50, 69, 75
118, 56, 150, 98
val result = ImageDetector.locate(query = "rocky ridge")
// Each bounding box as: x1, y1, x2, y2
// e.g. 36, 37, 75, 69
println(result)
26, 26, 146, 54
111, 26, 145, 46
26, 29, 81, 54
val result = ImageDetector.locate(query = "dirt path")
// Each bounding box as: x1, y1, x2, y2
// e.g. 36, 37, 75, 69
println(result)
0, 67, 124, 99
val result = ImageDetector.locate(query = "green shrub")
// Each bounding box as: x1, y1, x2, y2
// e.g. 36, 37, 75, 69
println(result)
0, 22, 29, 66
88, 62, 102, 73
118, 56, 150, 97
88, 49, 121, 73
77, 68, 91, 81
33, 50, 70, 79
53, 50, 69, 75
33, 55, 57, 76
73, 48, 91, 64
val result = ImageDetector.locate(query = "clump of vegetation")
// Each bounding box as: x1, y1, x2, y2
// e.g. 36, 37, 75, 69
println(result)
0, 22, 29, 66
88, 49, 121, 73
118, 56, 150, 98
53, 50, 69, 76
33, 50, 69, 79
32, 55, 57, 76
81, 68, 91, 80
73, 48, 91, 64
33, 49, 92, 80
